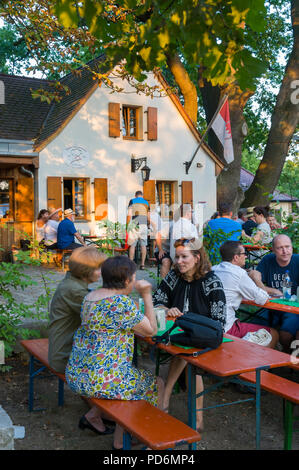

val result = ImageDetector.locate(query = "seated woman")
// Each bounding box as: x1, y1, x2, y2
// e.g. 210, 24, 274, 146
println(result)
65, 256, 165, 450
242, 206, 272, 257
48, 246, 113, 435
44, 207, 61, 249
36, 209, 50, 244
152, 238, 226, 432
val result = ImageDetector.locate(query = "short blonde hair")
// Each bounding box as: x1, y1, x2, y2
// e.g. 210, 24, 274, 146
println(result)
68, 246, 107, 281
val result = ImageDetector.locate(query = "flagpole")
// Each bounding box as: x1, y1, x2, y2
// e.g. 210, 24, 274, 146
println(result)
184, 94, 228, 174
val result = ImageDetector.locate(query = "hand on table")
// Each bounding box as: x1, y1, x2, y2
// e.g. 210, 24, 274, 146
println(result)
167, 307, 183, 318
267, 288, 283, 297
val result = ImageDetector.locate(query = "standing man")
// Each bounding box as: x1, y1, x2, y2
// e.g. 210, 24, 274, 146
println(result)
249, 234, 299, 352
57, 208, 86, 250
213, 240, 278, 347
170, 204, 198, 261
127, 191, 150, 270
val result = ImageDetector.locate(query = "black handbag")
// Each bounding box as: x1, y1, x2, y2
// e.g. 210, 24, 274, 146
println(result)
153, 312, 223, 357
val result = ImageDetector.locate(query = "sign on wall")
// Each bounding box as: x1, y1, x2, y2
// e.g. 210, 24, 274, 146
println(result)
63, 146, 90, 168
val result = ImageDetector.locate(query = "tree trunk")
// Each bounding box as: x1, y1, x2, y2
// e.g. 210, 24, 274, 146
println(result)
199, 76, 254, 214
243, 0, 299, 207
166, 53, 198, 125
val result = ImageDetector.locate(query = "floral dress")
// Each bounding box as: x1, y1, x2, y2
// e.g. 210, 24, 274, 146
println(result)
65, 295, 158, 405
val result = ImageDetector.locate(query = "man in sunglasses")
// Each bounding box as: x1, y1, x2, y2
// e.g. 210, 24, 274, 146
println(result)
212, 240, 278, 347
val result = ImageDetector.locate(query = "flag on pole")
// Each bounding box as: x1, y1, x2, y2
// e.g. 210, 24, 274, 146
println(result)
211, 98, 234, 164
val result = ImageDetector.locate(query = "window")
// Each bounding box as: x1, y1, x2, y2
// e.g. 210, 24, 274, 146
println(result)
157, 181, 175, 219
63, 178, 89, 219
108, 103, 157, 141
122, 105, 143, 140
0, 179, 13, 220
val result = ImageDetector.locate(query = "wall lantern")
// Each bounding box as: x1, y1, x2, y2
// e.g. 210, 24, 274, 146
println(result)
140, 164, 151, 182
131, 155, 151, 182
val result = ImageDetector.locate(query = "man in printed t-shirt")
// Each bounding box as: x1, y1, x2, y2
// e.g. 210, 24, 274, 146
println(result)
249, 234, 299, 352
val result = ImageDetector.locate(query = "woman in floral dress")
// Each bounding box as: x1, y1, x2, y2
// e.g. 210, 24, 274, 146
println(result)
66, 256, 164, 450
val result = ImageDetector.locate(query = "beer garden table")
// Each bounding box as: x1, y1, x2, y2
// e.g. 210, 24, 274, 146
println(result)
135, 328, 293, 450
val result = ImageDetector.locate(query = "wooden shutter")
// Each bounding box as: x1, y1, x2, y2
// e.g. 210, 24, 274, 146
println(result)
147, 107, 157, 140
94, 178, 108, 220
15, 175, 34, 222
143, 180, 156, 206
108, 102, 120, 138
47, 177, 62, 211
181, 181, 193, 208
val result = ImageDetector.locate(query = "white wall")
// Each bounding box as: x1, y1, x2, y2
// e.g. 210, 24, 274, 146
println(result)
39, 72, 217, 234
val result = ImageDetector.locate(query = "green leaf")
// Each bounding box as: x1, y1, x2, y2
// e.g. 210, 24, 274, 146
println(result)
54, 0, 79, 28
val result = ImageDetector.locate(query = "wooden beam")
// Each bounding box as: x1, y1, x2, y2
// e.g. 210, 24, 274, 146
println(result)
0, 156, 39, 168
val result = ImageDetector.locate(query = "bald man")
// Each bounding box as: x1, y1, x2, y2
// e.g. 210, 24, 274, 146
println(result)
249, 234, 299, 352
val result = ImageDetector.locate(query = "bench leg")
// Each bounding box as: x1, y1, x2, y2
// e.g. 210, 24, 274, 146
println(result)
123, 432, 132, 450
29, 355, 47, 412
284, 400, 294, 450
58, 378, 65, 407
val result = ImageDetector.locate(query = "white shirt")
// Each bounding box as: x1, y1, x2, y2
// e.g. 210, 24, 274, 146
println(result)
212, 262, 269, 332
170, 217, 198, 260
44, 219, 59, 245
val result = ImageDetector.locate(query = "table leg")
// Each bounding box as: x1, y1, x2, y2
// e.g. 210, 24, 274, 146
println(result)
255, 368, 262, 450
187, 364, 197, 450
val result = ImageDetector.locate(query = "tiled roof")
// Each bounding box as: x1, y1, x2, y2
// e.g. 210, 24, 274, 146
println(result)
0, 56, 105, 147
240, 167, 298, 202
0, 74, 52, 141
34, 56, 106, 150
0, 56, 225, 170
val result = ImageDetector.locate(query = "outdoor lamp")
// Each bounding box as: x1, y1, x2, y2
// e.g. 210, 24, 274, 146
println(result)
141, 164, 151, 182
131, 155, 151, 181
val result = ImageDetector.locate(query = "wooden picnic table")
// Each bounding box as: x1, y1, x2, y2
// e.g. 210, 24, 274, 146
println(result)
243, 243, 271, 268
242, 298, 299, 315
135, 326, 293, 450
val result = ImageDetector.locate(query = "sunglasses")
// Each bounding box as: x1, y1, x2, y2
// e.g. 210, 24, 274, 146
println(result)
238, 251, 247, 256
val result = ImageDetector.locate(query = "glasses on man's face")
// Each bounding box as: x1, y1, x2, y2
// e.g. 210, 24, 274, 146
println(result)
238, 251, 247, 256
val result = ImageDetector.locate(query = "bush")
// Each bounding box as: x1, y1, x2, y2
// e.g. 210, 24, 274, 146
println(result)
0, 233, 58, 370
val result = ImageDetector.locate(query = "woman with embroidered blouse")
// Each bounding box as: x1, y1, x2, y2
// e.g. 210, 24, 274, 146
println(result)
66, 255, 165, 450
153, 238, 226, 432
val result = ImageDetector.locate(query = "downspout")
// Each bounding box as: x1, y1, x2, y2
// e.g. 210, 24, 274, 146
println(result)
19, 166, 34, 178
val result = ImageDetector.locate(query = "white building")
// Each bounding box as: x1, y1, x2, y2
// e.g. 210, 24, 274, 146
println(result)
0, 58, 224, 255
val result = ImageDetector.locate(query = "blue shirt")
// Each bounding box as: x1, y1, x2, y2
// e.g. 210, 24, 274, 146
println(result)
57, 218, 77, 249
128, 197, 149, 225
257, 253, 299, 295
207, 217, 242, 240
205, 217, 242, 264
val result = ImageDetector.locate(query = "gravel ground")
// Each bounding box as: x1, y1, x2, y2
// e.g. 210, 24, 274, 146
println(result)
1, 263, 299, 452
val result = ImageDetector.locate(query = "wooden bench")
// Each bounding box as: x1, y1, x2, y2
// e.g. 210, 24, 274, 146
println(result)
238, 370, 299, 450
53, 249, 73, 270
20, 338, 201, 450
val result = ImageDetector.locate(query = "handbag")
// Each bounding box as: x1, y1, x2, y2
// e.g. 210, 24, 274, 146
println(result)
153, 312, 223, 357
